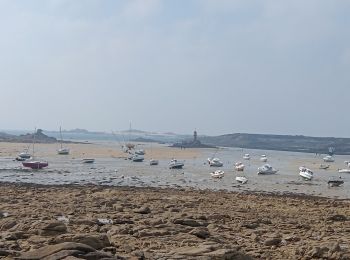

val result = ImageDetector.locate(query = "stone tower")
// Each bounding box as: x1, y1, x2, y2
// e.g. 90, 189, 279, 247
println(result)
193, 129, 197, 142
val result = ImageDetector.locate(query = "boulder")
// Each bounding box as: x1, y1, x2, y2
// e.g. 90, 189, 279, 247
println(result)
54, 233, 110, 250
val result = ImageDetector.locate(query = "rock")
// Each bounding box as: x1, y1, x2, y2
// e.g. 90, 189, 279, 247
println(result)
38, 221, 67, 236
112, 204, 124, 212
54, 233, 110, 250
17, 242, 95, 259
0, 219, 17, 231
241, 221, 259, 229
189, 228, 210, 239
133, 206, 151, 214
264, 238, 281, 246
307, 246, 329, 258
204, 248, 253, 259
327, 214, 347, 221
173, 219, 206, 227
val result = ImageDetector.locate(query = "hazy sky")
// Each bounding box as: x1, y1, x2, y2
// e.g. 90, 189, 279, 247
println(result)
1, 0, 350, 136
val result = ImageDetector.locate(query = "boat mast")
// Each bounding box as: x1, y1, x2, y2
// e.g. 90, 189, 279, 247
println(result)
59, 126, 63, 149
32, 128, 36, 159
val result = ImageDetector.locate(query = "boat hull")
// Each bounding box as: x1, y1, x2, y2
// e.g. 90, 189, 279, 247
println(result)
22, 161, 48, 169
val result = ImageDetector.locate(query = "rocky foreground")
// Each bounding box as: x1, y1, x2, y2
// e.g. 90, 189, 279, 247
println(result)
0, 183, 349, 259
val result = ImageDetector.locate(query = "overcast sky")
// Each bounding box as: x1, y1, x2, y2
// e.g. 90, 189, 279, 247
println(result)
0, 0, 349, 136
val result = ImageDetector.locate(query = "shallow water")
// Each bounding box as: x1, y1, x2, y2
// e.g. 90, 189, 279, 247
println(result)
1, 145, 349, 199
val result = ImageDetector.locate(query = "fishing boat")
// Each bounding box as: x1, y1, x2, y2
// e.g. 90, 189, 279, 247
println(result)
299, 166, 313, 180
257, 164, 278, 175
22, 129, 48, 169
82, 158, 95, 164
260, 155, 267, 162
328, 177, 344, 187
323, 155, 335, 162
150, 159, 159, 165
210, 170, 224, 178
235, 176, 248, 184
208, 158, 223, 167
234, 162, 245, 171
57, 127, 70, 155
243, 154, 250, 160
169, 159, 184, 169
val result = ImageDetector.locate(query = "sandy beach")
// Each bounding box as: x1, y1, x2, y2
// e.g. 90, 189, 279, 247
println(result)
0, 183, 349, 259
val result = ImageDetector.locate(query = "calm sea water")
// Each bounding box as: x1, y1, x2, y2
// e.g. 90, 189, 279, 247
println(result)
0, 144, 349, 199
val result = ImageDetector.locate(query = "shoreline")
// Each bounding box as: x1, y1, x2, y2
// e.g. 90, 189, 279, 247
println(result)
0, 182, 349, 259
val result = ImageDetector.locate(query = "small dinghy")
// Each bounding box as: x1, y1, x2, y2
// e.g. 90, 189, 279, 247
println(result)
235, 176, 248, 184
208, 158, 223, 167
338, 168, 350, 173
169, 159, 184, 169
319, 164, 330, 170
82, 158, 95, 164
149, 159, 159, 165
328, 177, 344, 187
299, 166, 313, 180
210, 170, 224, 178
260, 155, 267, 162
323, 155, 335, 162
243, 154, 250, 160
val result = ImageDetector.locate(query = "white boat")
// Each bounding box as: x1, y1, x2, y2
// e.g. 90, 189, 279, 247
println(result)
234, 162, 245, 171
344, 161, 350, 167
328, 177, 344, 187
319, 164, 330, 170
131, 154, 144, 162
18, 151, 31, 159
210, 170, 224, 178
150, 159, 159, 165
243, 154, 250, 160
235, 176, 248, 184
338, 168, 350, 173
299, 167, 313, 180
82, 158, 95, 163
169, 159, 184, 169
323, 155, 335, 162
260, 155, 267, 162
57, 127, 70, 155
257, 164, 278, 175
208, 158, 223, 167
135, 149, 145, 155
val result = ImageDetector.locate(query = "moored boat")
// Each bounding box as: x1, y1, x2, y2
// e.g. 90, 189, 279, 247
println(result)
234, 162, 245, 171
328, 177, 344, 187
299, 166, 313, 180
210, 170, 224, 178
243, 154, 250, 160
169, 159, 184, 169
208, 158, 223, 167
150, 159, 159, 165
22, 161, 48, 169
323, 155, 335, 162
82, 158, 95, 163
257, 164, 278, 175
235, 176, 248, 184
338, 168, 350, 173
260, 155, 267, 162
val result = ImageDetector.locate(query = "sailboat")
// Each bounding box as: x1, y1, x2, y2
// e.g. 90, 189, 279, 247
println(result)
22, 129, 48, 169
57, 127, 70, 155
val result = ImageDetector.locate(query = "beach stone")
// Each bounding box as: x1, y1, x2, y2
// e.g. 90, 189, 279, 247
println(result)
0, 219, 17, 231
264, 237, 281, 246
307, 246, 329, 258
112, 204, 124, 212
189, 227, 210, 239
54, 233, 110, 250
241, 221, 259, 229
327, 214, 347, 221
204, 248, 253, 259
17, 242, 95, 259
133, 206, 151, 214
38, 221, 67, 236
173, 218, 205, 227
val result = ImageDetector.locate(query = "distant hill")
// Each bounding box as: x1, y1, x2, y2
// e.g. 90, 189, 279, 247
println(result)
0, 129, 57, 143
200, 133, 350, 155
